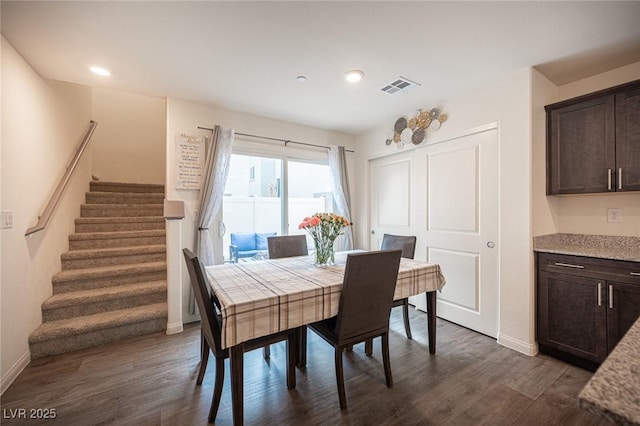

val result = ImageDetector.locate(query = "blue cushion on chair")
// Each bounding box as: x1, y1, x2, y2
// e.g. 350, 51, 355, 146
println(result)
256, 232, 277, 250
231, 233, 257, 251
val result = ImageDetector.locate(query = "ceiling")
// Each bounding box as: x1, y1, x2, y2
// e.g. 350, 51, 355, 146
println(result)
3, 1, 640, 135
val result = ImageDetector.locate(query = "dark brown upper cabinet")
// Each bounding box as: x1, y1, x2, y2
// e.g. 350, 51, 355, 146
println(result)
546, 79, 640, 195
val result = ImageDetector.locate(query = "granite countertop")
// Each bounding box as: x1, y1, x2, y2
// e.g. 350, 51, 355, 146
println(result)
533, 233, 640, 262
578, 316, 640, 425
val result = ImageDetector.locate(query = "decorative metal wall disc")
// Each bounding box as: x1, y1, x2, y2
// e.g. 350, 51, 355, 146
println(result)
418, 116, 432, 129
394, 117, 407, 133
412, 128, 425, 144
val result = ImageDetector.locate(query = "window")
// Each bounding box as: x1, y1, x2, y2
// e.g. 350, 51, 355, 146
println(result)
222, 154, 332, 261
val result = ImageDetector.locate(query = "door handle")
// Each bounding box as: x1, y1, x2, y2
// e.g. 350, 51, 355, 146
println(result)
554, 262, 584, 269
619, 168, 623, 190
608, 284, 614, 309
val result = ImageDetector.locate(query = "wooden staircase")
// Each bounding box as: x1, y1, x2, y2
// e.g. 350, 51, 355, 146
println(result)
29, 181, 168, 358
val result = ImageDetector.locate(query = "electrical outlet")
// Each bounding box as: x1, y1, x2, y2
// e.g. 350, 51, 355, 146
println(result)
607, 208, 622, 223
1, 210, 13, 229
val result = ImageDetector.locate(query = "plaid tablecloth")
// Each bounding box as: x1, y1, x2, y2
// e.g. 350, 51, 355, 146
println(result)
205, 251, 446, 349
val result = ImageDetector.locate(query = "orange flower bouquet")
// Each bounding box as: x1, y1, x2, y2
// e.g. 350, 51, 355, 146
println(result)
299, 213, 351, 266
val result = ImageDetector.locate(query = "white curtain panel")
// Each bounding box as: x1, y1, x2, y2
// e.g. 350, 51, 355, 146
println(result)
328, 145, 354, 250
190, 125, 234, 313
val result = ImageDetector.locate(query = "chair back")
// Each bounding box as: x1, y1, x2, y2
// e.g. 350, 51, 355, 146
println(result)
183, 248, 225, 357
381, 234, 416, 259
334, 250, 402, 343
267, 235, 309, 259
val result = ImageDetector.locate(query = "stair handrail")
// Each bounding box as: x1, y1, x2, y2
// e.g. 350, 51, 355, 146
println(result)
25, 120, 99, 236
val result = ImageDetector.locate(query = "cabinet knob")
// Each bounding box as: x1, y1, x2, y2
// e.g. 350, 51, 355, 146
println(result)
371, 230, 375, 235
486, 241, 495, 249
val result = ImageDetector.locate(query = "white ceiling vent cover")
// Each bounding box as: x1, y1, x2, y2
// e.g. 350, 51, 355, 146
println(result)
381, 77, 421, 95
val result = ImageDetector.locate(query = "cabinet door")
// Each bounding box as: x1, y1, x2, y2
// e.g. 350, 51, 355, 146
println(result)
537, 271, 607, 363
606, 281, 640, 352
547, 95, 615, 194
615, 88, 640, 192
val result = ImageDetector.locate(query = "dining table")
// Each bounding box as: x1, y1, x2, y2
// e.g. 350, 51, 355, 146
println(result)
205, 250, 446, 425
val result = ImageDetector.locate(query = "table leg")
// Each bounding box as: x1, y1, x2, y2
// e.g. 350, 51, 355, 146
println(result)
230, 344, 244, 426
426, 291, 437, 354
296, 326, 307, 368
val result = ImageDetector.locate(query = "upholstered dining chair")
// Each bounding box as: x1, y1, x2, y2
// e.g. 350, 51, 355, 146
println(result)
182, 249, 297, 423
308, 249, 402, 410
381, 234, 417, 338
267, 234, 309, 259
266, 234, 309, 362
361, 234, 417, 356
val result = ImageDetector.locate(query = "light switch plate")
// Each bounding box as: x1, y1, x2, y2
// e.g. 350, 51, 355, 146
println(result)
1, 210, 13, 229
607, 208, 622, 223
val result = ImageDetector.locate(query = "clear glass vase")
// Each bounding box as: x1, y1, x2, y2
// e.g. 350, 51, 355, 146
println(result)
314, 237, 336, 267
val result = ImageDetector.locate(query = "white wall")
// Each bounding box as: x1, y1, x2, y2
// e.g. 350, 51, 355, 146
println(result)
548, 62, 640, 237
355, 68, 536, 355
531, 69, 560, 237
1, 37, 93, 392
165, 97, 355, 322
92, 87, 166, 184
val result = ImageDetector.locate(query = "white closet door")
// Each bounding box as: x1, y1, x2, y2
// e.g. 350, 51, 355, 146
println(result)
369, 151, 416, 250
416, 126, 499, 337
370, 126, 499, 338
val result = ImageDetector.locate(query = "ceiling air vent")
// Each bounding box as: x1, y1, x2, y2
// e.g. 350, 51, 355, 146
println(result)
380, 76, 421, 95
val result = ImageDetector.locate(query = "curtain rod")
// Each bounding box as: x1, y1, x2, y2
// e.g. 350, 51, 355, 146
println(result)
197, 126, 354, 153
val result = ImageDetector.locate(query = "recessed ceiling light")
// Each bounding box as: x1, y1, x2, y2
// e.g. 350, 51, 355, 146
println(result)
90, 66, 111, 76
296, 75, 307, 83
345, 69, 364, 83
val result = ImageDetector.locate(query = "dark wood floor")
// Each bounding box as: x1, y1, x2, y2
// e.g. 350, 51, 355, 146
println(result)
2, 308, 613, 425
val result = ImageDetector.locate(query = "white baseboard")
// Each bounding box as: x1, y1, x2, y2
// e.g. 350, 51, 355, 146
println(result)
1, 350, 30, 395
497, 333, 538, 356
166, 321, 184, 335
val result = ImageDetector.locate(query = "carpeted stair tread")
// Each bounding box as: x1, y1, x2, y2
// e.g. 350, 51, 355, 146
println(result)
75, 216, 164, 224
80, 204, 163, 210
43, 281, 167, 310
29, 303, 168, 344
53, 261, 166, 284
80, 204, 163, 218
74, 216, 165, 233
61, 245, 166, 261
86, 191, 165, 205
61, 245, 166, 270
69, 229, 165, 241
90, 181, 165, 194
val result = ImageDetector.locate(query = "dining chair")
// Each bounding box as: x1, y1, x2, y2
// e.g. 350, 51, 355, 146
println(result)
308, 249, 402, 410
267, 234, 309, 259
266, 234, 309, 363
361, 234, 418, 356
382, 234, 417, 336
182, 249, 297, 423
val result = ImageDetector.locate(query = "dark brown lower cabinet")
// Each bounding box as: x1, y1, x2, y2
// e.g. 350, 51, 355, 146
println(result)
536, 252, 640, 371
